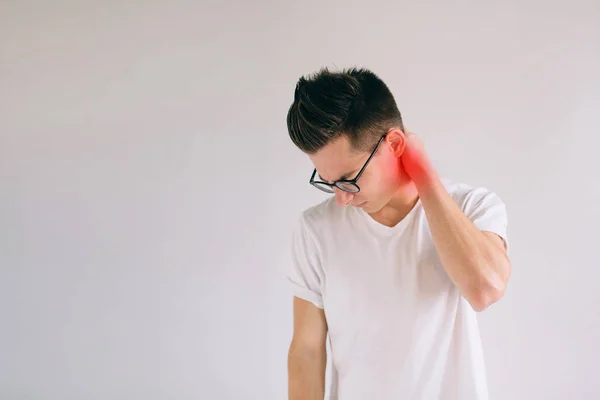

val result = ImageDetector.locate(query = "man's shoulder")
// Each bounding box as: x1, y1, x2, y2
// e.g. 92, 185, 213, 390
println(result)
442, 178, 503, 203
299, 196, 335, 217
441, 178, 477, 196
295, 196, 349, 235
441, 178, 507, 219
298, 196, 338, 221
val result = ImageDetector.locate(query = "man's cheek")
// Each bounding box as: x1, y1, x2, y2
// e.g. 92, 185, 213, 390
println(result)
382, 156, 402, 176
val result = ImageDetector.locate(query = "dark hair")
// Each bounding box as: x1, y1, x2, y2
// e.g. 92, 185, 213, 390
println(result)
286, 67, 404, 154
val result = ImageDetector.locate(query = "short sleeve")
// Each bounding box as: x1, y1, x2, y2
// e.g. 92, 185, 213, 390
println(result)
288, 213, 325, 309
461, 186, 509, 252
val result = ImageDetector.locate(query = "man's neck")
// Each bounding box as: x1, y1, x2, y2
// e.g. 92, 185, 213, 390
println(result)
369, 181, 420, 228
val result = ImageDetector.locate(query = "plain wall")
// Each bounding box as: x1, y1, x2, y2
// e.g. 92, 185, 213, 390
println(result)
1, 1, 599, 399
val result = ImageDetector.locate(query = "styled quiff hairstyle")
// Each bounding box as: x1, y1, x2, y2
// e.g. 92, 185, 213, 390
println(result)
286, 67, 404, 154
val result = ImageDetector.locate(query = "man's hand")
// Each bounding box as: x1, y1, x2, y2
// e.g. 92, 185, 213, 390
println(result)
400, 131, 438, 189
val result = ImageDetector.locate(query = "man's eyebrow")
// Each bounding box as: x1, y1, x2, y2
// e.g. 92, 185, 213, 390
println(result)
338, 171, 355, 180
318, 170, 356, 182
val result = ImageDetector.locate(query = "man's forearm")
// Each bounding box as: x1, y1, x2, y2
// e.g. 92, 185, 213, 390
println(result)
288, 345, 326, 399
416, 176, 511, 311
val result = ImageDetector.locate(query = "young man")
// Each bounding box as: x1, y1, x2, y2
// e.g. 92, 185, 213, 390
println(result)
285, 67, 511, 400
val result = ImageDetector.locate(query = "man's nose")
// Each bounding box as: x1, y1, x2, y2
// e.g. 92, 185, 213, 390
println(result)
334, 188, 354, 206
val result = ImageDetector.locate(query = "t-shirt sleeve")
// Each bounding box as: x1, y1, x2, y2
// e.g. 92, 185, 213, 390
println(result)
287, 213, 325, 309
461, 186, 509, 252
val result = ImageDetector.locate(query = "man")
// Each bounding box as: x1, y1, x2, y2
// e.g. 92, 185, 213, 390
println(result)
285, 67, 511, 400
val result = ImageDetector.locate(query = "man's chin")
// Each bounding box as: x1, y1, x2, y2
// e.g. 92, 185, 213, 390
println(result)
353, 201, 368, 208
360, 202, 378, 213
364, 200, 389, 215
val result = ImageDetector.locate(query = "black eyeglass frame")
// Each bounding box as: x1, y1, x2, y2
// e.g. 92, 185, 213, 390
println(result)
309, 134, 387, 194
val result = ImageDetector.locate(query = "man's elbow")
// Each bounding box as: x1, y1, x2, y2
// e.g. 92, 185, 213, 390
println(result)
469, 273, 509, 312
469, 258, 511, 312
469, 284, 505, 312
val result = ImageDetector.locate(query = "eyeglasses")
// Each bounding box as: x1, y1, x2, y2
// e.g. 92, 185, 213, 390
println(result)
309, 134, 386, 194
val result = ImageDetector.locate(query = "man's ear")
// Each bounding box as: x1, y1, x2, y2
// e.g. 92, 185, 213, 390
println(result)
385, 129, 407, 157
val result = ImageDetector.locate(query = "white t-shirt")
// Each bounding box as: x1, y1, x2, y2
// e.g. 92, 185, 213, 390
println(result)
288, 179, 509, 400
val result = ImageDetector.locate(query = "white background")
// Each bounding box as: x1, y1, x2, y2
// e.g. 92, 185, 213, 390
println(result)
1, 1, 599, 399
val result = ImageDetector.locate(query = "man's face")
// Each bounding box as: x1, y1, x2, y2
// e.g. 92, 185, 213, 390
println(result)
308, 132, 405, 213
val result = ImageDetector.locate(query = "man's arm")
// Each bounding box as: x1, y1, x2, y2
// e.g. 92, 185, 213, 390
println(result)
417, 180, 511, 311
400, 131, 511, 312
288, 297, 328, 400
